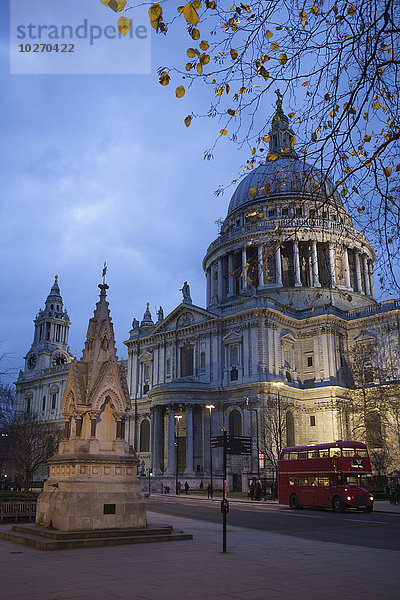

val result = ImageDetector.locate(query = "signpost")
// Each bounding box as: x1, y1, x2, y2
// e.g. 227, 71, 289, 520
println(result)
211, 433, 252, 552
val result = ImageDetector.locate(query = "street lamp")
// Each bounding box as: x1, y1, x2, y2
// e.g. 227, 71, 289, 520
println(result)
205, 404, 215, 499
175, 414, 182, 495
245, 398, 260, 481
272, 382, 284, 455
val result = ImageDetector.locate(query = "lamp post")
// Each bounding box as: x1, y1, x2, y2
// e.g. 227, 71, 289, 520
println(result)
245, 398, 260, 480
205, 404, 215, 499
272, 382, 284, 455
175, 414, 182, 495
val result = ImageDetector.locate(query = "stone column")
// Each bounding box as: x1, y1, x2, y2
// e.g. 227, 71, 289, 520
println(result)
258, 245, 264, 288
64, 419, 71, 440
312, 240, 321, 287
184, 404, 195, 476
343, 247, 351, 289
75, 416, 83, 438
363, 256, 371, 295
328, 243, 336, 287
242, 248, 248, 291
152, 406, 161, 475
206, 267, 211, 306
355, 252, 363, 292
275, 244, 283, 286
228, 253, 234, 296
217, 257, 224, 301
90, 416, 97, 438
166, 404, 176, 475
369, 261, 376, 299
294, 240, 302, 287
210, 263, 217, 303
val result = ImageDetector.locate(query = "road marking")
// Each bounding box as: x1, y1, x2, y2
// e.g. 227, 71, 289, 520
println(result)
343, 518, 385, 524
281, 511, 324, 519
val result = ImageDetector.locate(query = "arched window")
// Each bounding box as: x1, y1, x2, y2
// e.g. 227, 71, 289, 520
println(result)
180, 344, 194, 377
286, 411, 295, 447
229, 409, 242, 436
139, 419, 150, 452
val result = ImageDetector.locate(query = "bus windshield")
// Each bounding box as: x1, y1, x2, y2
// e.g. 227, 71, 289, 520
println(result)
345, 474, 363, 487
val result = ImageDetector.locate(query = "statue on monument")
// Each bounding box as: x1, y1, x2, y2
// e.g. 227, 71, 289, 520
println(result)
180, 281, 192, 304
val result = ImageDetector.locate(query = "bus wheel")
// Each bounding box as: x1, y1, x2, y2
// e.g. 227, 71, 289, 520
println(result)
363, 506, 373, 513
289, 494, 299, 509
332, 496, 345, 513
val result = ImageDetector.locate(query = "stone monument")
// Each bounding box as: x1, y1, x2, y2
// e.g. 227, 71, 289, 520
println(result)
36, 282, 146, 531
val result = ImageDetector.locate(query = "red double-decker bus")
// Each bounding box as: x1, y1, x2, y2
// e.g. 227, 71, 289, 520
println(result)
278, 441, 374, 512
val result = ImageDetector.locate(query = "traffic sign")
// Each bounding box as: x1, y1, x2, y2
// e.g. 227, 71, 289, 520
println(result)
210, 435, 224, 448
227, 435, 252, 455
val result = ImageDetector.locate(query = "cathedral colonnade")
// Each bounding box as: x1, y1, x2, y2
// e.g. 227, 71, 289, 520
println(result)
205, 240, 375, 306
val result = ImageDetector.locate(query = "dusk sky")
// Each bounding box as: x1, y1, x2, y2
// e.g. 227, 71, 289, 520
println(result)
0, 1, 391, 384
0, 0, 257, 382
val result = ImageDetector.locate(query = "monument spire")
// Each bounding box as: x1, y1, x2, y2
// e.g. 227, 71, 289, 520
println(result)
268, 89, 297, 158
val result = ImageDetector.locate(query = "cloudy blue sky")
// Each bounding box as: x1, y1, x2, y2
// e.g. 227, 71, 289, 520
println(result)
0, 0, 263, 381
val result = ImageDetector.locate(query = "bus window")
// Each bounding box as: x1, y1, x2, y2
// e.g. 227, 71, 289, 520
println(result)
289, 477, 298, 485
319, 448, 329, 458
355, 448, 368, 457
318, 477, 329, 487
330, 447, 341, 458
298, 451, 308, 459
345, 475, 360, 487
343, 448, 355, 457
308, 450, 319, 459
289, 452, 298, 460
308, 476, 318, 486
331, 474, 344, 486
281, 452, 289, 460
299, 478, 309, 485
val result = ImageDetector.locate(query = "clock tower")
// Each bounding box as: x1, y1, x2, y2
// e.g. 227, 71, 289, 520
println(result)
15, 276, 73, 423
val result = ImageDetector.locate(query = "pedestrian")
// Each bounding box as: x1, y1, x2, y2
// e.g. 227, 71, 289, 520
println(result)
160, 483, 164, 495
207, 483, 213, 499
389, 479, 397, 505
184, 481, 190, 495
199, 480, 204, 490
272, 480, 278, 501
165, 485, 170, 494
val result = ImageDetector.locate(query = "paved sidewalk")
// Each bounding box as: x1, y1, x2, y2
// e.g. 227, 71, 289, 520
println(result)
0, 510, 399, 600
156, 492, 400, 514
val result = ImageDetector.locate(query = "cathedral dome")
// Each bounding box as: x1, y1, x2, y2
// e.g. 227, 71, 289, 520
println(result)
227, 157, 343, 216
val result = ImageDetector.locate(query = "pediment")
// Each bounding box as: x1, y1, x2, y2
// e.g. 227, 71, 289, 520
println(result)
223, 330, 242, 344
353, 331, 377, 344
151, 303, 217, 333
280, 330, 296, 344
139, 350, 153, 362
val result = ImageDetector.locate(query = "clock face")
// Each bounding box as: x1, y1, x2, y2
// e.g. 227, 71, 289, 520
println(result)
52, 352, 67, 367
27, 353, 37, 370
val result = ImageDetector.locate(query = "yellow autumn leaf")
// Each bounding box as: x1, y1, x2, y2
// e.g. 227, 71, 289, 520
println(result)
148, 3, 163, 29
302, 81, 309, 86
279, 53, 287, 65
184, 115, 192, 127
197, 63, 203, 75
291, 136, 296, 147
262, 134, 271, 143
190, 28, 200, 40
373, 102, 382, 109
101, 0, 126, 13
192, 0, 201, 8
249, 188, 258, 196
183, 3, 200, 26
230, 49, 238, 60
384, 167, 392, 176
266, 30, 273, 38
240, 86, 247, 93
200, 40, 209, 50
117, 16, 131, 36
288, 112, 295, 118
363, 134, 372, 142
185, 63, 192, 71
299, 10, 308, 20
220, 129, 227, 135
310, 6, 318, 14
200, 53, 210, 64
176, 85, 186, 98
187, 48, 197, 58
159, 71, 170, 86
341, 189, 348, 197
270, 42, 280, 51
347, 5, 356, 15
267, 152, 278, 161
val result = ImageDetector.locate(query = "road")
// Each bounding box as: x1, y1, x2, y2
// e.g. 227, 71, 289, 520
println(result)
148, 495, 400, 552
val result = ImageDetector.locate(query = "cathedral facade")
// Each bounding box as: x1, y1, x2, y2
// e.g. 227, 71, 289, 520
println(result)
15, 99, 400, 488
124, 99, 400, 489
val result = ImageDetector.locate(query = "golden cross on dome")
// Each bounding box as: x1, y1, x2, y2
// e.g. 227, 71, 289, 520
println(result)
102, 262, 107, 284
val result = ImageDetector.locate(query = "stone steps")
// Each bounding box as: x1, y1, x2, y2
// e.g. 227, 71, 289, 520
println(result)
0, 524, 193, 551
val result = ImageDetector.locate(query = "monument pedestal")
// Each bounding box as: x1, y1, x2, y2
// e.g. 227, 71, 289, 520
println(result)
36, 439, 146, 531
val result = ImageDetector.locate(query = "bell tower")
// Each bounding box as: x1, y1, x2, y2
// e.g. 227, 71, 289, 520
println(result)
25, 276, 71, 373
